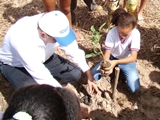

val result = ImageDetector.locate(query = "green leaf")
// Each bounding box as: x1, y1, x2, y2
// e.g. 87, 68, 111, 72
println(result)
93, 35, 100, 43
96, 52, 101, 55
85, 53, 97, 58
93, 48, 98, 53
90, 37, 95, 43
99, 22, 106, 32
90, 25, 96, 33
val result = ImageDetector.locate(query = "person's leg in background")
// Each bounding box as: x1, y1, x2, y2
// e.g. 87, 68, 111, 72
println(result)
83, 0, 98, 11
70, 0, 97, 27
44, 54, 82, 83
118, 62, 140, 93
42, 0, 72, 26
123, 0, 147, 21
123, 0, 127, 11
138, 0, 147, 20
0, 64, 37, 90
59, 0, 72, 26
42, 0, 84, 40
70, 0, 84, 40
71, 0, 77, 25
42, 0, 56, 11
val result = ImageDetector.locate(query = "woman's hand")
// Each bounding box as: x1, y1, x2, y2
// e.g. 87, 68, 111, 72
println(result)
100, 60, 118, 75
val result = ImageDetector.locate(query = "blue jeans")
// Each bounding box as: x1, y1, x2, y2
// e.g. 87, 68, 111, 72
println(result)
110, 55, 140, 93
0, 54, 81, 90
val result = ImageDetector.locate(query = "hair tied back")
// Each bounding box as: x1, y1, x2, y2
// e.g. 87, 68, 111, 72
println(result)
13, 111, 32, 120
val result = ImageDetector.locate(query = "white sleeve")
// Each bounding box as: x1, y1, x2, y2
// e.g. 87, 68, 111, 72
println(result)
11, 40, 62, 88
130, 29, 141, 52
104, 27, 115, 50
60, 40, 90, 72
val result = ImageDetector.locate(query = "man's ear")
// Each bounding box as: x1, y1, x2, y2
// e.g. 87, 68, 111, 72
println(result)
39, 31, 46, 39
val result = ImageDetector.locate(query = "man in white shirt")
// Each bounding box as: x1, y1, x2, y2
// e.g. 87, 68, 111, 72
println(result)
0, 10, 99, 94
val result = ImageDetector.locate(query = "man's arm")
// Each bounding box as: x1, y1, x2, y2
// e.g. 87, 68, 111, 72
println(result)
60, 40, 100, 94
85, 69, 100, 94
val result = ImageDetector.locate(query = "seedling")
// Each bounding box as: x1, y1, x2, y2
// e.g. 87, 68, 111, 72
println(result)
85, 22, 112, 68
86, 22, 112, 75
85, 21, 114, 59
85, 22, 106, 59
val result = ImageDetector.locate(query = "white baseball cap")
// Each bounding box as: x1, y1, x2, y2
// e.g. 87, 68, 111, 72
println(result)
38, 10, 76, 46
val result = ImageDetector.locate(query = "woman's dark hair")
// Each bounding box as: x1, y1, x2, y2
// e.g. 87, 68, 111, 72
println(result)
3, 85, 81, 120
111, 8, 137, 28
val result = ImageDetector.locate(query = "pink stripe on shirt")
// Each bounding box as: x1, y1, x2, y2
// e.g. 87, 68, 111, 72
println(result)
131, 48, 139, 51
105, 46, 112, 50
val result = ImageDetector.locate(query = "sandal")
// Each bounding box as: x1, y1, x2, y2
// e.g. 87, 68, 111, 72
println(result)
151, 44, 160, 55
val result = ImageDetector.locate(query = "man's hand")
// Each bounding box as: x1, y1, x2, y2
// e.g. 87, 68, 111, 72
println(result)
85, 70, 100, 95
80, 105, 92, 120
87, 80, 100, 95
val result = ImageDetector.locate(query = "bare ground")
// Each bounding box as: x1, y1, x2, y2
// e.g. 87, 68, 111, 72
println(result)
0, 0, 160, 120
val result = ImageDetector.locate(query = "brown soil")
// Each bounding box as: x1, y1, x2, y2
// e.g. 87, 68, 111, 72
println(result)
0, 0, 160, 120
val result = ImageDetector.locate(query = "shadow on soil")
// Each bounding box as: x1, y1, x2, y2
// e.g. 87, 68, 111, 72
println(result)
149, 70, 160, 85
0, 74, 14, 103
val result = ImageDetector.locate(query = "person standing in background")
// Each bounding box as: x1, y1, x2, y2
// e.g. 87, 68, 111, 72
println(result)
123, 0, 147, 21
42, 0, 104, 40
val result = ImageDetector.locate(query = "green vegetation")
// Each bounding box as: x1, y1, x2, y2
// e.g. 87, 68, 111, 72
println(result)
85, 22, 106, 58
